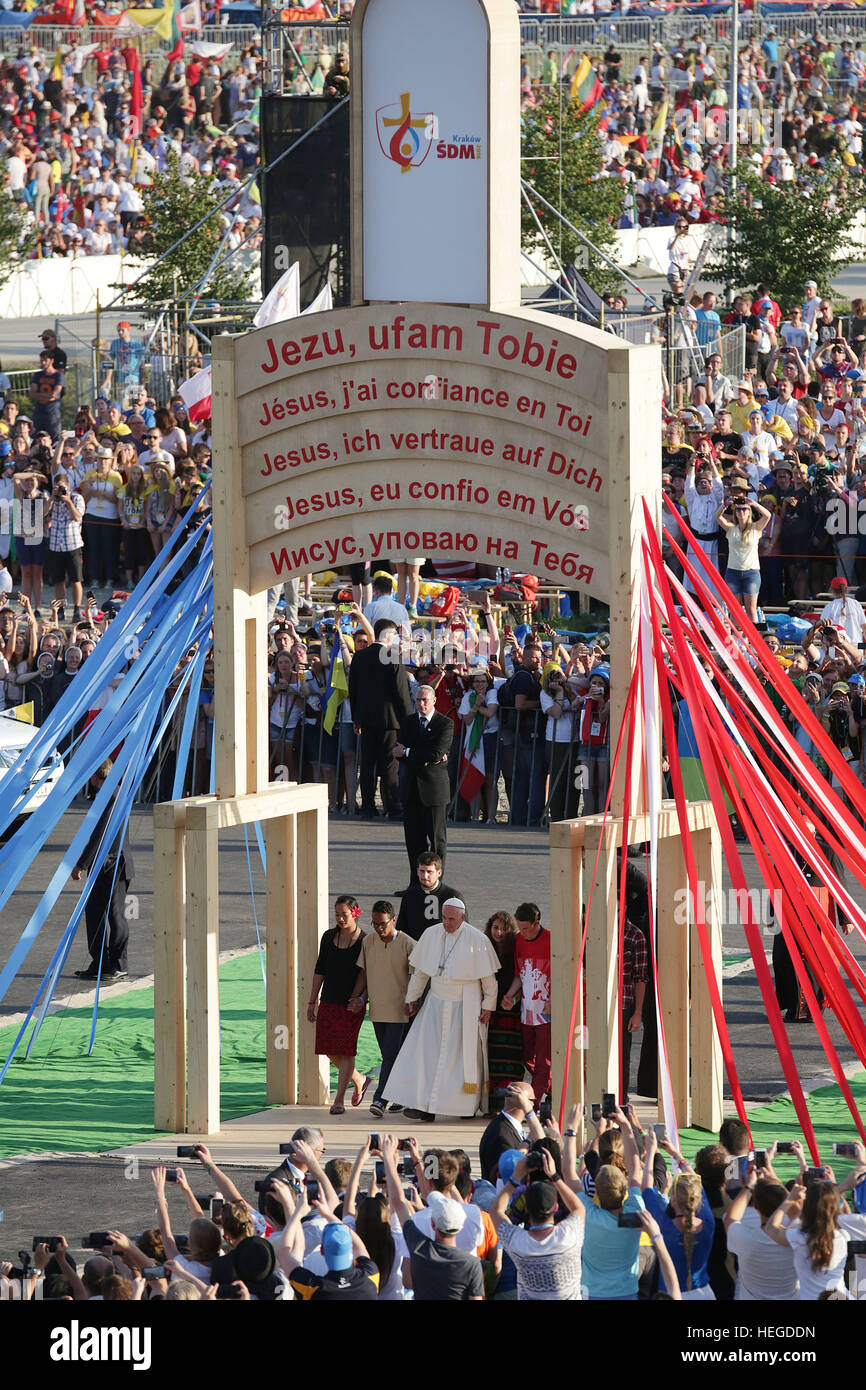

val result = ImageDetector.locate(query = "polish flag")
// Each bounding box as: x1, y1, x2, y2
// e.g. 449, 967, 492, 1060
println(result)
178, 364, 212, 423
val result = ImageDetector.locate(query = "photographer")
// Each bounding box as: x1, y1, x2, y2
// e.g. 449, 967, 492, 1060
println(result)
488, 1146, 584, 1301
724, 1161, 798, 1301
715, 496, 772, 621
46, 470, 85, 623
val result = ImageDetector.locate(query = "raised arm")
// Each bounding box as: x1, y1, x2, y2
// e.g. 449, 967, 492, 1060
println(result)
382, 1134, 414, 1228
150, 1164, 179, 1261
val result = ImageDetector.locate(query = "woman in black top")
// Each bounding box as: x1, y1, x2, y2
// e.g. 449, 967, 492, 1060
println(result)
308, 895, 367, 1114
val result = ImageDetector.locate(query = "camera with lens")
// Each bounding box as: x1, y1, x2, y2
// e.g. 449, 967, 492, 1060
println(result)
662, 290, 684, 310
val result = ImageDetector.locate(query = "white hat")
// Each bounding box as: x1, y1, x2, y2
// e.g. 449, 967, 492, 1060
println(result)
442, 898, 466, 913
427, 1193, 466, 1235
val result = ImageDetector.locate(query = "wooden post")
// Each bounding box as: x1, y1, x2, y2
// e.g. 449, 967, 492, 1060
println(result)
691, 823, 724, 1130
211, 334, 267, 799
266, 814, 298, 1105
584, 821, 620, 1104
153, 802, 187, 1132
657, 831, 691, 1125
185, 805, 221, 1133
296, 805, 330, 1105
607, 344, 662, 816
549, 820, 585, 1138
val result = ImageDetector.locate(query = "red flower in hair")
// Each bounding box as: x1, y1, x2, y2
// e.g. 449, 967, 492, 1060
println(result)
350, 904, 362, 919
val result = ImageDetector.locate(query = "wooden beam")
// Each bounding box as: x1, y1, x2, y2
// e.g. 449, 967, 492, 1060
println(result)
266, 815, 298, 1105
185, 820, 221, 1134
691, 823, 724, 1131
549, 820, 585, 1139
584, 828, 619, 1103
657, 833, 690, 1126
153, 805, 187, 1132
181, 784, 327, 833
296, 806, 330, 1105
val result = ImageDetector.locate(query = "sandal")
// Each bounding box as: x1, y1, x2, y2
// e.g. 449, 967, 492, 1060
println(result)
351, 1075, 371, 1108
329, 1102, 345, 1115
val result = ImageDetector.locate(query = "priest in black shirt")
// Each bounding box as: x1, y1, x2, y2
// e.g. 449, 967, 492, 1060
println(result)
395, 852, 460, 941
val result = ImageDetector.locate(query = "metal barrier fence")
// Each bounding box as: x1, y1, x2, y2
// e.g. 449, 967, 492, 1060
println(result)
138, 691, 610, 830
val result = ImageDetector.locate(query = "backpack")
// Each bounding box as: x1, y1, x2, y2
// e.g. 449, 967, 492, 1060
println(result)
428, 584, 460, 618
496, 673, 517, 731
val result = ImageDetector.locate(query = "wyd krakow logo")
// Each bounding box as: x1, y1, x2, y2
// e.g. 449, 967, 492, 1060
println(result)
376, 92, 435, 174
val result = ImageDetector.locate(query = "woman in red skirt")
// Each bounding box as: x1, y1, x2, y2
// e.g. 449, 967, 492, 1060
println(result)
307, 895, 369, 1114
484, 910, 524, 1107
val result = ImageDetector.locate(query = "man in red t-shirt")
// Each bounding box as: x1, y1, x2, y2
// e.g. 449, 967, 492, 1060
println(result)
501, 902, 551, 1101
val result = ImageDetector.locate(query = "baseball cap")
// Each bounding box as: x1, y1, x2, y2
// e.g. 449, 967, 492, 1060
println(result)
805, 279, 818, 288
832, 681, 850, 695
117, 320, 130, 330
525, 1180, 558, 1222
755, 382, 769, 396
497, 1149, 525, 1185
96, 445, 114, 458
0, 441, 10, 459
830, 576, 849, 589
849, 673, 866, 688
426, 1193, 466, 1236
321, 1223, 354, 1271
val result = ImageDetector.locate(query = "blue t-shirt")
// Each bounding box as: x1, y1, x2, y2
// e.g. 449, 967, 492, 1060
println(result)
761, 38, 779, 64
578, 1186, 645, 1298
642, 1185, 715, 1292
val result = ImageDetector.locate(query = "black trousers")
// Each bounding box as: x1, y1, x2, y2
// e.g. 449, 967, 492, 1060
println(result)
85, 873, 129, 970
403, 796, 447, 877
359, 727, 401, 814
372, 1020, 408, 1104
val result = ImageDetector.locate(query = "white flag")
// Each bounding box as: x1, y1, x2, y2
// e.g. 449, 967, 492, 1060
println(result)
252, 262, 300, 330
301, 282, 333, 316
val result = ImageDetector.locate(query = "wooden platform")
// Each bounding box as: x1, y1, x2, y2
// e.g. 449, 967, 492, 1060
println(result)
108, 1099, 665, 1172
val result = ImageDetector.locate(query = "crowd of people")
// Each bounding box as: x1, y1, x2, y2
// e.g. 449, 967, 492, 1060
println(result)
2, 1116, 864, 1300
0, 31, 267, 263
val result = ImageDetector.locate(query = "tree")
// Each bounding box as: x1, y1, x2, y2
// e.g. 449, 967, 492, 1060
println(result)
704, 160, 866, 308
0, 183, 38, 290
520, 89, 625, 295
133, 153, 255, 304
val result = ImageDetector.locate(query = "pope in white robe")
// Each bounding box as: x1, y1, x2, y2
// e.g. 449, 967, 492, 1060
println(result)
386, 900, 499, 1118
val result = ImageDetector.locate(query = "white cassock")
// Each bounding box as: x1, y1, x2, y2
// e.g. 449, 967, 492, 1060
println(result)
386, 922, 499, 1117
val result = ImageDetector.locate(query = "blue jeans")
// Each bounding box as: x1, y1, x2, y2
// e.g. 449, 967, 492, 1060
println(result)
373, 1020, 408, 1104
511, 738, 547, 827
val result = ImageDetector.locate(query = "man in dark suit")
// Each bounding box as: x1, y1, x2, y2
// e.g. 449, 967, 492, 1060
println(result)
394, 684, 452, 880
72, 760, 135, 980
478, 1081, 536, 1184
347, 618, 413, 818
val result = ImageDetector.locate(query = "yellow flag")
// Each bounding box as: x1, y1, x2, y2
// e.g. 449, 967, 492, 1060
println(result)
570, 53, 591, 102
130, 141, 138, 178
51, 45, 64, 82
647, 100, 668, 168
13, 702, 34, 724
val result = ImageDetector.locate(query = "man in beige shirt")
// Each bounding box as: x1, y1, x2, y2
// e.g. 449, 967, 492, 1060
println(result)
347, 899, 413, 1120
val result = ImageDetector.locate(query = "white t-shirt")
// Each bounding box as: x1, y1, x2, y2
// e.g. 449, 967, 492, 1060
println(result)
820, 595, 866, 647
727, 1217, 799, 1301
458, 685, 499, 736
496, 1209, 584, 1300
540, 688, 576, 743
817, 407, 847, 450
784, 1221, 849, 1298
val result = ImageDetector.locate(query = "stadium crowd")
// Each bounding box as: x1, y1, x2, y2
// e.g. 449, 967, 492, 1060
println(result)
1, 1118, 864, 1300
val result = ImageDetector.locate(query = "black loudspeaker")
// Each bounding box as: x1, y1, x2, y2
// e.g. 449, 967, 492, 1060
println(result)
261, 95, 350, 306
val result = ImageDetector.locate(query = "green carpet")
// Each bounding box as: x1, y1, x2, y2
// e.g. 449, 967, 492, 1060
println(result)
0, 954, 379, 1160
0, 951, 861, 1170
678, 1075, 866, 1182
